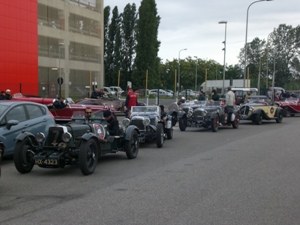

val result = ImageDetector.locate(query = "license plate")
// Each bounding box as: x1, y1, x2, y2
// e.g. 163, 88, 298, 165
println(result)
35, 159, 58, 166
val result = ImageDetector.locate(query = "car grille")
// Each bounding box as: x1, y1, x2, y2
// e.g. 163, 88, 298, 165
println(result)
240, 106, 250, 115
193, 110, 205, 120
45, 127, 64, 145
130, 120, 145, 131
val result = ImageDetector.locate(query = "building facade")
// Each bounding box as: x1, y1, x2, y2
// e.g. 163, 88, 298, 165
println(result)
0, 0, 104, 99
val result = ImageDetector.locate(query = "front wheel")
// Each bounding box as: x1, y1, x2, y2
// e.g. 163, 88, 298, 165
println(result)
125, 130, 139, 159
211, 115, 219, 132
14, 138, 35, 174
254, 113, 262, 125
79, 139, 98, 175
178, 117, 187, 131
171, 113, 177, 126
166, 127, 173, 139
156, 123, 164, 148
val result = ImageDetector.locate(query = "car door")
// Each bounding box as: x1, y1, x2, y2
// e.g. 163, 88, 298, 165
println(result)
0, 104, 28, 156
24, 104, 55, 136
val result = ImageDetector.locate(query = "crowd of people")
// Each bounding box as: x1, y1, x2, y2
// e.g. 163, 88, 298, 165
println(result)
0, 89, 12, 100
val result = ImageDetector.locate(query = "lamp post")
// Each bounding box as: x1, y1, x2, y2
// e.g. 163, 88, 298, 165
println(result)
265, 32, 273, 90
219, 21, 227, 95
194, 56, 198, 92
243, 0, 273, 87
178, 48, 187, 94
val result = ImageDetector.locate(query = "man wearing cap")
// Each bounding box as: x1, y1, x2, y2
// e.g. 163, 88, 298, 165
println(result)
5, 89, 11, 100
103, 110, 120, 137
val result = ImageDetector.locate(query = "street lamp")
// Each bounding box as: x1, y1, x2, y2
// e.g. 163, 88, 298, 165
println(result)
178, 48, 187, 93
219, 20, 227, 95
243, 0, 273, 87
194, 56, 198, 91
265, 32, 273, 89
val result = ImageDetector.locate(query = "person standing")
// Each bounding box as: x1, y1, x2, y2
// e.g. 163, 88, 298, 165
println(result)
225, 86, 235, 114
0, 91, 6, 100
211, 90, 219, 101
124, 88, 138, 118
198, 91, 205, 101
5, 89, 11, 100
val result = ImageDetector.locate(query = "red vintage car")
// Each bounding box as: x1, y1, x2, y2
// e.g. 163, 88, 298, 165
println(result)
12, 93, 111, 122
276, 97, 300, 117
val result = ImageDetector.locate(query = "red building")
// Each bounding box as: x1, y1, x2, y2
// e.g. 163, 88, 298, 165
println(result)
0, 0, 38, 95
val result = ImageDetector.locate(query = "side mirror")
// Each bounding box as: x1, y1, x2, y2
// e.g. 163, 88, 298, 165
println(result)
6, 120, 19, 130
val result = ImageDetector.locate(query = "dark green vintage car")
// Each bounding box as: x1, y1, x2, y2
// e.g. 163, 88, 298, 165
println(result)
13, 111, 139, 175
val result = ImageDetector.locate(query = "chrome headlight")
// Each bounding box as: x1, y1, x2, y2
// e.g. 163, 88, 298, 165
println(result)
62, 132, 72, 142
143, 118, 150, 126
122, 118, 130, 127
250, 106, 254, 111
35, 132, 45, 143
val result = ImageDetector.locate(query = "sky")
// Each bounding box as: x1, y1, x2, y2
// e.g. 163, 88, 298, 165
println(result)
105, 0, 300, 66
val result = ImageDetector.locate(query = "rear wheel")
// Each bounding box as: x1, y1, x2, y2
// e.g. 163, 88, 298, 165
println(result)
254, 113, 262, 125
232, 113, 239, 129
171, 113, 177, 126
156, 123, 164, 148
211, 115, 219, 132
14, 138, 35, 174
125, 130, 139, 159
79, 139, 98, 175
283, 107, 288, 117
179, 117, 187, 131
166, 127, 173, 139
276, 110, 283, 123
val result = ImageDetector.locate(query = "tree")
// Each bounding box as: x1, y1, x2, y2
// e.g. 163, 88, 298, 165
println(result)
132, 0, 160, 90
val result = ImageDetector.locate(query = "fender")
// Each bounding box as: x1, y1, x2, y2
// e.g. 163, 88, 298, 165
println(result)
124, 125, 139, 140
81, 132, 97, 141
177, 110, 186, 119
168, 109, 177, 117
252, 108, 263, 116
15, 131, 38, 146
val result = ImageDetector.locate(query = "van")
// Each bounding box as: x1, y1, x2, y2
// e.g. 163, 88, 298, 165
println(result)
227, 88, 258, 105
110, 86, 124, 96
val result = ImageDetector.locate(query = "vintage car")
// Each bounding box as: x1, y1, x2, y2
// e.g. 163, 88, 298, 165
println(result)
177, 100, 239, 132
168, 100, 207, 126
12, 93, 111, 123
13, 110, 140, 175
275, 97, 300, 117
76, 98, 146, 113
239, 99, 283, 124
125, 105, 173, 148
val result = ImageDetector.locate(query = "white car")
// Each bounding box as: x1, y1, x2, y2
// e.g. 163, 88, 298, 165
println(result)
148, 89, 173, 97
179, 89, 197, 97
110, 86, 124, 95
103, 87, 116, 95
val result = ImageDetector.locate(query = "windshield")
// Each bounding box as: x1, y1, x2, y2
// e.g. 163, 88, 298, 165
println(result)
0, 105, 8, 115
131, 106, 159, 113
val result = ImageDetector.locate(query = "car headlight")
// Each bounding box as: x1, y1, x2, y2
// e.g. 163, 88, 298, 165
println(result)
35, 132, 45, 143
250, 106, 254, 111
62, 132, 72, 142
122, 118, 130, 127
143, 118, 150, 126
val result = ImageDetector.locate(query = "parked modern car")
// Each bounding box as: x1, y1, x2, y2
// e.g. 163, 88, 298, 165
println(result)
0, 101, 56, 157
148, 89, 173, 97
103, 87, 116, 96
110, 86, 124, 96
179, 89, 197, 97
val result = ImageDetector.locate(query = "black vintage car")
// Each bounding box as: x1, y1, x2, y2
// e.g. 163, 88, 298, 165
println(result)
125, 106, 173, 148
177, 100, 240, 132
13, 111, 140, 175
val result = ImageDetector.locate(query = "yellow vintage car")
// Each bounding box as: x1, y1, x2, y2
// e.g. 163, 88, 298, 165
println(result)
239, 99, 283, 125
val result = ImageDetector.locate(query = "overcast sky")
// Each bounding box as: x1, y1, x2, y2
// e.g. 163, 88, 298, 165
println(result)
105, 0, 300, 66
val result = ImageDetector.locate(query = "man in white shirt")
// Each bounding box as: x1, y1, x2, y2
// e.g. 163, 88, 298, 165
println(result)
225, 86, 235, 119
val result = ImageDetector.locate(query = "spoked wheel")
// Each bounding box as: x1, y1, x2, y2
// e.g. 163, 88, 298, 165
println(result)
79, 139, 98, 175
171, 113, 177, 126
156, 123, 164, 148
254, 113, 262, 125
211, 115, 219, 132
179, 117, 187, 131
14, 138, 35, 174
125, 130, 139, 159
166, 127, 173, 139
232, 113, 239, 129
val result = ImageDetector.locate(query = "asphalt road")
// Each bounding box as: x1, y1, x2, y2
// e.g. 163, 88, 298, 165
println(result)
1, 115, 300, 225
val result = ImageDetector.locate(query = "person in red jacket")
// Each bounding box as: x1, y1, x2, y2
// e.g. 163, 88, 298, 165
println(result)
124, 88, 138, 118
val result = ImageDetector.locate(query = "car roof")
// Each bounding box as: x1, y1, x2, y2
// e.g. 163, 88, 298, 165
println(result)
0, 100, 46, 107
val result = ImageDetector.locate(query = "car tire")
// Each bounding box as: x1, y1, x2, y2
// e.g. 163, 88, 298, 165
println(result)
125, 130, 139, 159
79, 139, 98, 175
276, 110, 283, 123
254, 113, 262, 125
156, 123, 164, 148
14, 138, 35, 174
179, 117, 187, 131
211, 115, 219, 132
231, 113, 239, 129
171, 113, 177, 126
166, 127, 173, 139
